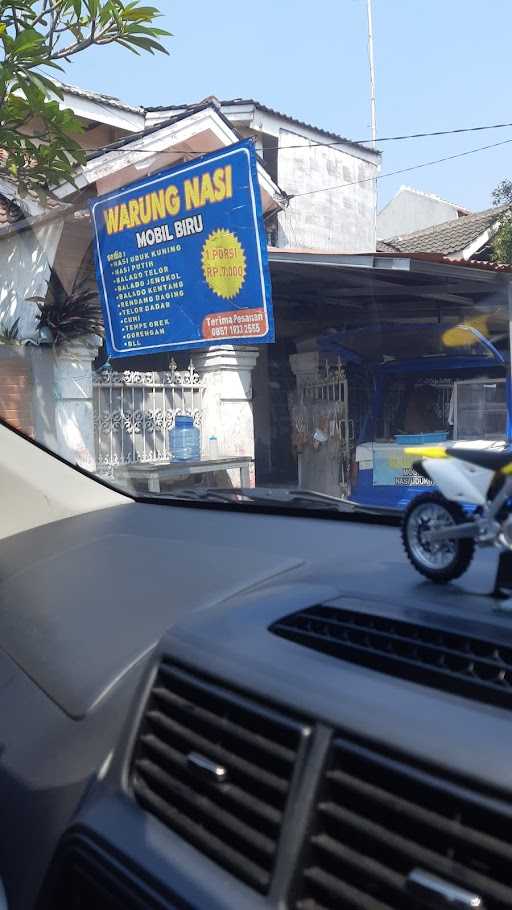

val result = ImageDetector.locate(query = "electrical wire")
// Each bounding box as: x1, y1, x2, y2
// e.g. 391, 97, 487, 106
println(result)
289, 135, 512, 201
85, 118, 512, 158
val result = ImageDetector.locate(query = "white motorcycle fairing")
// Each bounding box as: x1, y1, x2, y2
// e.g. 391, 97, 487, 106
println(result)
422, 456, 494, 506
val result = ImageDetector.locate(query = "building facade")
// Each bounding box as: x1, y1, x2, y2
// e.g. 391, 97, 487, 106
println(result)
146, 98, 380, 252
377, 186, 469, 241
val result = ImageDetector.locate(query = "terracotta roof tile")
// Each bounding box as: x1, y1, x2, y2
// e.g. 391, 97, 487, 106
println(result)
382, 204, 510, 255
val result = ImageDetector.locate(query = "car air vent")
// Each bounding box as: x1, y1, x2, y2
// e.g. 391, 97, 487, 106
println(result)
270, 604, 512, 709
40, 838, 176, 909
131, 660, 307, 894
294, 735, 512, 910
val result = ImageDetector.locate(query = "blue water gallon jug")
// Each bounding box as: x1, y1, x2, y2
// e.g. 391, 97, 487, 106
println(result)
170, 415, 201, 461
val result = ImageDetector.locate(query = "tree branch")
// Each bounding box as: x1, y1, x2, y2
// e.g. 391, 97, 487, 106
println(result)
10, 5, 21, 36
48, 18, 118, 60
30, 0, 65, 31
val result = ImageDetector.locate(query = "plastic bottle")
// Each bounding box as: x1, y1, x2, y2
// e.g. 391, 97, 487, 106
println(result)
208, 435, 219, 459
170, 416, 201, 461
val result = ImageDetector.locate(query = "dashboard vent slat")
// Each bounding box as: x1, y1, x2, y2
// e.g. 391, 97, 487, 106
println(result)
301, 866, 395, 910
145, 708, 290, 795
270, 605, 512, 709
137, 757, 277, 858
152, 684, 297, 763
141, 732, 282, 827
134, 776, 271, 892
294, 736, 512, 910
326, 767, 512, 863
131, 660, 307, 894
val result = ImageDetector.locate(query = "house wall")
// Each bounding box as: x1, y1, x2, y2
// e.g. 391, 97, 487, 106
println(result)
0, 220, 63, 339
51, 216, 93, 294
377, 189, 461, 240
275, 129, 377, 252
76, 123, 117, 151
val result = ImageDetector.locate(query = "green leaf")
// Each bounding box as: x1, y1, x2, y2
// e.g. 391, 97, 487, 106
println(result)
11, 28, 44, 54
116, 38, 141, 53
124, 23, 170, 36
123, 5, 162, 20
25, 70, 61, 97
40, 59, 66, 73
122, 34, 168, 53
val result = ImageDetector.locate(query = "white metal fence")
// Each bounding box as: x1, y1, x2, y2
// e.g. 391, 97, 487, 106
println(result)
93, 358, 205, 472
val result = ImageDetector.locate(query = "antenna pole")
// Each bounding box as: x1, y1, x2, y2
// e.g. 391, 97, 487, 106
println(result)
367, 0, 377, 147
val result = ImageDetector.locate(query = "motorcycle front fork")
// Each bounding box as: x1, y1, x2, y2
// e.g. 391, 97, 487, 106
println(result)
424, 475, 512, 551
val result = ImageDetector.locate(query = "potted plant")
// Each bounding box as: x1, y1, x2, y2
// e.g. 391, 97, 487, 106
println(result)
30, 270, 104, 347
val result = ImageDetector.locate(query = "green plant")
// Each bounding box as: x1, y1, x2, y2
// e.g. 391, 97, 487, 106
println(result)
29, 270, 104, 343
491, 179, 512, 264
0, 1, 170, 197
491, 215, 512, 264
492, 180, 512, 206
0, 314, 20, 342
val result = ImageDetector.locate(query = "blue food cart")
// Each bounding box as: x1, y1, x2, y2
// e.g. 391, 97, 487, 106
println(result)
318, 324, 510, 512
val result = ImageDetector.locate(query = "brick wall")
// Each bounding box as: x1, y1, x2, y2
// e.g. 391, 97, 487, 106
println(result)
276, 129, 377, 252
0, 348, 33, 436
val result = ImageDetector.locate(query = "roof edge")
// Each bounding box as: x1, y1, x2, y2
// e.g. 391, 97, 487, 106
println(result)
146, 98, 381, 157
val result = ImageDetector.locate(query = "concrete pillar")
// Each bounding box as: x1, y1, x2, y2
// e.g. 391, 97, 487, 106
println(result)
194, 345, 259, 486
29, 345, 57, 450
52, 335, 100, 472
289, 350, 320, 387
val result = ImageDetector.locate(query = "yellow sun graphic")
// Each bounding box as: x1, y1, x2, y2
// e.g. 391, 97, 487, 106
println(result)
201, 229, 246, 300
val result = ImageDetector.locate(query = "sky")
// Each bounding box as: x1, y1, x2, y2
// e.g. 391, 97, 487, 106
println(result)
62, 0, 512, 213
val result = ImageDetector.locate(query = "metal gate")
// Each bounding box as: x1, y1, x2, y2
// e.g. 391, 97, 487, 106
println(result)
289, 358, 352, 496
93, 358, 205, 473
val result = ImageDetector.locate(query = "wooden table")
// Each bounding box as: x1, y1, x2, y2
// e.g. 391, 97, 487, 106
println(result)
114, 456, 253, 494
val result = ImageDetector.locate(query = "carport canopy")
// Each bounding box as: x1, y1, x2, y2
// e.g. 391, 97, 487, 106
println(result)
268, 250, 512, 353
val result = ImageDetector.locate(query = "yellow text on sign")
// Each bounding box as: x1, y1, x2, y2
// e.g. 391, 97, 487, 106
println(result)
103, 165, 233, 236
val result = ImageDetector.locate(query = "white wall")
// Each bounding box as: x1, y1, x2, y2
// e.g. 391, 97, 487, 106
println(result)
377, 188, 461, 240
0, 220, 63, 339
276, 129, 377, 252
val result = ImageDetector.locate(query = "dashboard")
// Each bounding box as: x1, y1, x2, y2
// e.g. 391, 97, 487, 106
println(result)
0, 495, 512, 909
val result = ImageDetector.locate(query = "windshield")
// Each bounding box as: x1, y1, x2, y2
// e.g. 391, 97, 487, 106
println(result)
1, 1, 511, 516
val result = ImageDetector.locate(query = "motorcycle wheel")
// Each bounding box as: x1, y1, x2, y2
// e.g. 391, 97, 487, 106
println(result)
402, 493, 475, 583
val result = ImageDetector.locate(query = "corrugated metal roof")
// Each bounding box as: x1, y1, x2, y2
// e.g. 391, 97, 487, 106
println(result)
84, 102, 239, 162
379, 250, 512, 273
268, 246, 512, 273
381, 204, 510, 255
45, 82, 380, 157
55, 80, 144, 114
146, 98, 380, 156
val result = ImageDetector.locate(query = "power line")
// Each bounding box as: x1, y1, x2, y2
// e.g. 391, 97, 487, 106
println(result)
289, 135, 512, 201
87, 119, 512, 159
358, 121, 512, 145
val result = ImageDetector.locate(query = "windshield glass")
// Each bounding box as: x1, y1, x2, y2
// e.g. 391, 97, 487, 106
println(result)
1, 1, 511, 515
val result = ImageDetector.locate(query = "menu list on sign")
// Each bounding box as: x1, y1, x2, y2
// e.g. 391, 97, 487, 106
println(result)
106, 244, 184, 349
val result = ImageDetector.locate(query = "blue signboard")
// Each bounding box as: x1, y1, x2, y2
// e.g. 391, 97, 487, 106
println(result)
89, 140, 274, 358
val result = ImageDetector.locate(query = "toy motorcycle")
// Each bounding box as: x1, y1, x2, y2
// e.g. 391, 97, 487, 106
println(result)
401, 444, 512, 583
